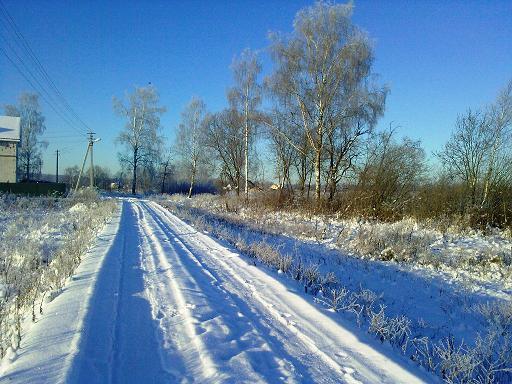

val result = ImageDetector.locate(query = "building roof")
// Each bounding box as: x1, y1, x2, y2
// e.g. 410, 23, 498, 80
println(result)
0, 115, 21, 142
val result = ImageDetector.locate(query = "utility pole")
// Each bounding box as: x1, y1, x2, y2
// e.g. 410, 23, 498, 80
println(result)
55, 150, 59, 183
88, 132, 95, 187
75, 132, 100, 192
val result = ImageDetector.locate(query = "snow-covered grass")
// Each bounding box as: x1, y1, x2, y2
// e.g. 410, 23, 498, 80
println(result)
164, 193, 512, 296
156, 193, 512, 384
0, 189, 117, 359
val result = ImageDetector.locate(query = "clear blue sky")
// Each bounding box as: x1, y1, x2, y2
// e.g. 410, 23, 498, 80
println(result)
1, 0, 511, 175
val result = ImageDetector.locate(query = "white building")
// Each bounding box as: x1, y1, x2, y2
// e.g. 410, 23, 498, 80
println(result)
0, 115, 21, 183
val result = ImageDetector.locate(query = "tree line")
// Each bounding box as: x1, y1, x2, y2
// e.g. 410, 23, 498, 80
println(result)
4, 2, 511, 229
112, 2, 511, 229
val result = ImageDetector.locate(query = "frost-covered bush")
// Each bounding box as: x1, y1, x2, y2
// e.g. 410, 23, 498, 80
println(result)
0, 192, 116, 357
164, 194, 512, 290
68, 186, 100, 204
324, 286, 348, 312
303, 263, 321, 287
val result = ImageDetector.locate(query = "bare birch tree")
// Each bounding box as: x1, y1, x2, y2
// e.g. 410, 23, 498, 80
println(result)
206, 108, 245, 195
113, 85, 165, 194
481, 80, 512, 208
437, 109, 494, 206
268, 1, 387, 203
229, 49, 262, 201
175, 97, 209, 198
4, 93, 47, 181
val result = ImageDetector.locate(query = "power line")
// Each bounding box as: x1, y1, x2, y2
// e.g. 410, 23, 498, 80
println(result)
0, 45, 87, 136
0, 0, 90, 135
0, 8, 91, 133
0, 2, 89, 133
0, 34, 87, 136
42, 134, 86, 139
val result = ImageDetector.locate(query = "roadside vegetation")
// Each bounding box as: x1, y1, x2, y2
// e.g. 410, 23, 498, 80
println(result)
0, 189, 116, 358
159, 194, 512, 384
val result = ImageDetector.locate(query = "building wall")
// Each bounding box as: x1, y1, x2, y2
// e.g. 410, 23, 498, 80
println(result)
0, 141, 17, 183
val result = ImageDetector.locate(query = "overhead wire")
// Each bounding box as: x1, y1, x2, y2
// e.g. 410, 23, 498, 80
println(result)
0, 45, 87, 137
0, 0, 90, 136
0, 3, 91, 133
0, 8, 91, 133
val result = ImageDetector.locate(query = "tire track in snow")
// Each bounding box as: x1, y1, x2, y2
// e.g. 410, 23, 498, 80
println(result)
136, 202, 221, 382
141, 201, 352, 383
136, 200, 318, 383
152, 203, 357, 381
66, 200, 171, 384
147, 201, 431, 384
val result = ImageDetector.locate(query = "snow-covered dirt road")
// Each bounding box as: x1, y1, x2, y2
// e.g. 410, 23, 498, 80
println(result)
1, 199, 434, 383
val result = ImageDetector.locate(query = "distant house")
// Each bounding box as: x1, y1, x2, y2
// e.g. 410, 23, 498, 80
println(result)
0, 115, 21, 183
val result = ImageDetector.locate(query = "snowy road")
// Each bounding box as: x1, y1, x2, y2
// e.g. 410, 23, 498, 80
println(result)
1, 199, 433, 383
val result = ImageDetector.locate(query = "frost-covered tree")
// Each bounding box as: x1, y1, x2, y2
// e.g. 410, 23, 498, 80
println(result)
64, 165, 80, 188
175, 97, 210, 198
4, 93, 47, 181
206, 108, 245, 195
437, 80, 512, 223
481, 80, 512, 208
113, 85, 166, 194
357, 129, 425, 218
229, 49, 262, 200
268, 1, 387, 202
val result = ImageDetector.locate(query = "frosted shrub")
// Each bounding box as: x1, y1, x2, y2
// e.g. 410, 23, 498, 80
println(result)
369, 304, 390, 341
435, 336, 476, 384
303, 263, 320, 287
411, 336, 438, 372
68, 187, 100, 205
386, 315, 412, 352
255, 242, 280, 267
291, 260, 305, 281
320, 271, 338, 290
354, 287, 380, 318
277, 254, 293, 273
0, 193, 116, 357
326, 286, 348, 312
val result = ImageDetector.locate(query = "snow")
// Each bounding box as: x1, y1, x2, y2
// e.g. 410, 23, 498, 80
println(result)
155, 194, 512, 382
68, 202, 88, 214
0, 200, 123, 383
1, 198, 435, 383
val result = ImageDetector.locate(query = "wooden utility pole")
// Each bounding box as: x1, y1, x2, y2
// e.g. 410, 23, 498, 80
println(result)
55, 149, 59, 183
88, 132, 94, 187
75, 132, 99, 192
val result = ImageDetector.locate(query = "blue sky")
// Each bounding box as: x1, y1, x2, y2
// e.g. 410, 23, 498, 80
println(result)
1, 0, 511, 175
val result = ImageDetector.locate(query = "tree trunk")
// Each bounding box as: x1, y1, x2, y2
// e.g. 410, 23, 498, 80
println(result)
327, 148, 336, 202
236, 171, 241, 196
244, 89, 249, 203
188, 172, 196, 198
314, 148, 321, 202
160, 163, 167, 194
188, 159, 197, 198
132, 148, 138, 195
328, 173, 336, 202
26, 155, 30, 181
